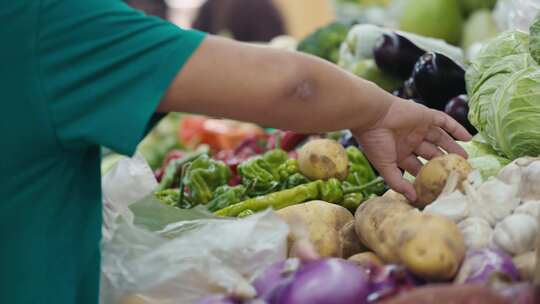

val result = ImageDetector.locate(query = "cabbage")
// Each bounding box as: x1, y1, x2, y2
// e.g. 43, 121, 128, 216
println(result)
466, 28, 540, 159
458, 139, 510, 179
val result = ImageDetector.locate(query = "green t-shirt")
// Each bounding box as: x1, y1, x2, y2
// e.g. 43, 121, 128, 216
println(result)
0, 1, 205, 303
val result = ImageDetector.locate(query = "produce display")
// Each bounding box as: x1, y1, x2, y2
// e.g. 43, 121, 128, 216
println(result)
101, 1, 540, 303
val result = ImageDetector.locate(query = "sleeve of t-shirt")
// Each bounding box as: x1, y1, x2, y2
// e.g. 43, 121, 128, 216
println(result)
38, 0, 206, 155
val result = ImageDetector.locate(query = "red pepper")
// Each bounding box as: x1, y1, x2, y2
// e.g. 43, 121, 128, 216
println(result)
266, 130, 311, 151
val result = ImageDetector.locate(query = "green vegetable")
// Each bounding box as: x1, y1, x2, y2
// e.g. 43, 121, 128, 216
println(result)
237, 209, 255, 218
530, 16, 540, 65
458, 138, 510, 179
461, 10, 498, 51
184, 155, 231, 205
458, 0, 497, 16
215, 181, 322, 217
157, 147, 209, 191
351, 60, 402, 91
343, 146, 385, 196
467, 29, 540, 159
399, 0, 464, 45
297, 21, 351, 63
154, 189, 181, 207
238, 149, 308, 196
206, 185, 248, 212
214, 177, 384, 217
137, 113, 183, 169
342, 192, 364, 210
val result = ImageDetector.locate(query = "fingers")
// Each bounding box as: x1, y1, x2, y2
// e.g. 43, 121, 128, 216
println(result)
399, 155, 423, 176
415, 141, 443, 160
426, 127, 468, 158
431, 110, 472, 141
376, 164, 417, 202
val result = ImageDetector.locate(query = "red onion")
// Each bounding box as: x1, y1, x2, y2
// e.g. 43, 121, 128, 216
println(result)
367, 265, 419, 303
252, 258, 300, 302
195, 295, 240, 304
276, 258, 370, 304
455, 249, 520, 284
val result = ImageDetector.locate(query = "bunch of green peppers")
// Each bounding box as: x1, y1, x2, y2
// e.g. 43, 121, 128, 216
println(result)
237, 149, 310, 196
214, 177, 384, 217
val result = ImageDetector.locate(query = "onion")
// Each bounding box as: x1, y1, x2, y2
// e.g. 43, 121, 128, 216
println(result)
276, 258, 370, 304
195, 295, 240, 304
367, 265, 419, 303
252, 258, 301, 302
455, 248, 520, 284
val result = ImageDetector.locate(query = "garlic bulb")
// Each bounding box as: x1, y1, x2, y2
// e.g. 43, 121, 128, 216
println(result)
514, 200, 540, 219
465, 178, 520, 226
491, 213, 538, 255
424, 191, 469, 222
520, 160, 540, 201
458, 217, 493, 250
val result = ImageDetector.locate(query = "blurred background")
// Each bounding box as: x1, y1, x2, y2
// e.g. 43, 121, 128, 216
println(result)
125, 0, 336, 40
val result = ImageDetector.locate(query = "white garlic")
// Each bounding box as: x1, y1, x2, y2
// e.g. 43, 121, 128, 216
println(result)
424, 191, 469, 223
514, 200, 540, 219
458, 217, 493, 250
520, 160, 540, 201
491, 213, 538, 255
465, 178, 520, 226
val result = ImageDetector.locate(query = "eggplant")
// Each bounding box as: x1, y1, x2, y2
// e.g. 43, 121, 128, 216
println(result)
373, 33, 425, 79
411, 52, 466, 111
339, 130, 359, 148
444, 95, 477, 135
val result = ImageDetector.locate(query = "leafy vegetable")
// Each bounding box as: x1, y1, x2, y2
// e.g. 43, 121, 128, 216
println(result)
297, 21, 352, 63
467, 29, 540, 159
530, 15, 540, 65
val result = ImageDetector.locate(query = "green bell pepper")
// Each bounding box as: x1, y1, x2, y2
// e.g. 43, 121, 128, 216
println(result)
184, 155, 231, 205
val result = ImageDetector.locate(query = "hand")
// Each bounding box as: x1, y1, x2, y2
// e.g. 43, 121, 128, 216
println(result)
353, 98, 472, 202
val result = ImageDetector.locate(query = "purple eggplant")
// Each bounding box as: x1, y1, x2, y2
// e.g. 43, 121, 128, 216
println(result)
373, 33, 425, 79
455, 248, 520, 284
411, 52, 466, 111
444, 95, 477, 135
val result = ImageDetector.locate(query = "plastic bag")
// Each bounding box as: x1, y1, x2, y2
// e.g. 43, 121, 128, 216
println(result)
100, 155, 289, 304
494, 0, 540, 33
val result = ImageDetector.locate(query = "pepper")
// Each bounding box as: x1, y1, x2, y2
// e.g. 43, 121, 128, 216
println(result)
237, 149, 296, 196
214, 177, 384, 217
206, 185, 247, 212
183, 155, 232, 205
154, 189, 181, 207
157, 147, 209, 191
237, 209, 255, 218
214, 181, 321, 217
341, 193, 364, 211
317, 178, 343, 204
342, 146, 385, 196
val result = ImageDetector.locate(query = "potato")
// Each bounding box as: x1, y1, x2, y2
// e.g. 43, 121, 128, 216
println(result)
277, 201, 354, 257
298, 139, 349, 181
348, 252, 384, 268
339, 221, 367, 258
396, 213, 465, 280
413, 154, 472, 208
382, 189, 411, 205
355, 197, 414, 262
355, 196, 466, 281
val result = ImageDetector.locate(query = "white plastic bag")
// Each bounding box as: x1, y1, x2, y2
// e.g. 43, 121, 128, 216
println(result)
99, 155, 289, 304
494, 0, 540, 33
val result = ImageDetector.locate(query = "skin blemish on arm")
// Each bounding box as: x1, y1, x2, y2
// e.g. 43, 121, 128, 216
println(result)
286, 78, 318, 102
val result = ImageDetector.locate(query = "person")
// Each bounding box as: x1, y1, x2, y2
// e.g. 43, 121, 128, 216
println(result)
124, 0, 168, 19
0, 1, 471, 303
192, 0, 286, 42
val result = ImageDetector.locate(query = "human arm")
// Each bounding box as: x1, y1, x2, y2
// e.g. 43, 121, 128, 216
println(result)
158, 35, 472, 201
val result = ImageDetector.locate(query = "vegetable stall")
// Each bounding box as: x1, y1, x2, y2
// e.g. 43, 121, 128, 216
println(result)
101, 1, 540, 303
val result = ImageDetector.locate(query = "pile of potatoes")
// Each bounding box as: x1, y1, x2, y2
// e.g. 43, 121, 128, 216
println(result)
276, 153, 473, 281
